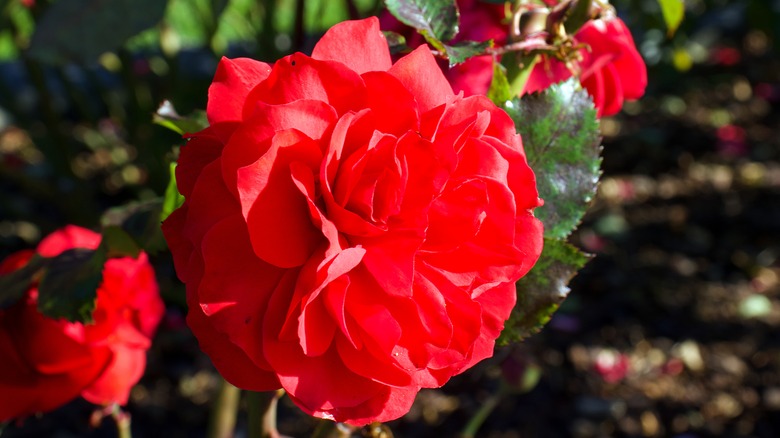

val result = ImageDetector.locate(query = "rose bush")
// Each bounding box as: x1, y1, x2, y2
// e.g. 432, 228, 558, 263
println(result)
381, 0, 647, 117
162, 17, 543, 425
0, 226, 164, 421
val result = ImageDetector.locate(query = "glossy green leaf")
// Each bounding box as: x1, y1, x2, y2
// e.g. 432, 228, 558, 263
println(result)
443, 40, 491, 67
498, 238, 590, 345
153, 100, 209, 136
28, 0, 168, 65
37, 248, 106, 323
162, 163, 186, 222
505, 78, 601, 239
658, 0, 684, 37
385, 0, 460, 44
0, 255, 47, 309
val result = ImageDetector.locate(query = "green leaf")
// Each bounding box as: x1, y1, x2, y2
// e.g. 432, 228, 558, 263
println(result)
505, 78, 601, 239
487, 59, 511, 106
162, 162, 185, 223
657, 0, 684, 37
382, 31, 409, 55
153, 100, 209, 136
443, 40, 491, 67
28, 0, 168, 65
102, 199, 167, 254
498, 238, 590, 345
0, 255, 48, 309
384, 0, 460, 44
101, 226, 142, 259
37, 248, 106, 323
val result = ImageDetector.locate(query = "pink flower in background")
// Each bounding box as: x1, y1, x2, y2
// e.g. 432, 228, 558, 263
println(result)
163, 17, 543, 425
0, 226, 164, 421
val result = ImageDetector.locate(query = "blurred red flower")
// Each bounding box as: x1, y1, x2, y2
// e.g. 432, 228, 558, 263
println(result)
525, 16, 647, 117
0, 226, 164, 421
163, 17, 543, 425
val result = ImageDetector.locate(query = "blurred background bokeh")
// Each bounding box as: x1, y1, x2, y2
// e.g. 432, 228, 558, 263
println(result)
1, 0, 780, 436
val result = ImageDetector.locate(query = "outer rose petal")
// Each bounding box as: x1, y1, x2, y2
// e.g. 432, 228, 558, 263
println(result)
37, 225, 100, 255
80, 344, 145, 405
208, 57, 272, 124
388, 45, 454, 113
185, 251, 282, 391
0, 326, 109, 421
312, 17, 392, 74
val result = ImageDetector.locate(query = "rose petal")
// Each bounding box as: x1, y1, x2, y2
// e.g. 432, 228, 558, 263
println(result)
37, 225, 100, 256
238, 130, 324, 268
311, 17, 392, 74
186, 252, 282, 391
361, 71, 419, 136
208, 57, 272, 124
387, 45, 454, 114
292, 247, 366, 355
222, 99, 337, 198
321, 113, 386, 237
80, 344, 145, 405
465, 282, 516, 368
244, 54, 367, 115
176, 125, 230, 197
424, 178, 488, 252
182, 160, 239, 247
199, 214, 285, 369
161, 206, 194, 283
0, 325, 108, 421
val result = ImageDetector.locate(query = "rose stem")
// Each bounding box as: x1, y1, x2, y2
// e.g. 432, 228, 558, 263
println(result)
111, 404, 133, 438
459, 384, 510, 438
206, 378, 241, 438
246, 390, 283, 438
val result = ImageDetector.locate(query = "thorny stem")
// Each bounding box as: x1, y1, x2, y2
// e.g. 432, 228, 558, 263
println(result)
206, 378, 241, 438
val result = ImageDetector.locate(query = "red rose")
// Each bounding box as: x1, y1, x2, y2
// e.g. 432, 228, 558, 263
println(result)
381, 1, 647, 117
162, 17, 542, 425
0, 226, 164, 421
525, 16, 647, 117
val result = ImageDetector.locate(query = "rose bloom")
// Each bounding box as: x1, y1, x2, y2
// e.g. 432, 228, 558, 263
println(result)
162, 17, 542, 425
0, 226, 164, 421
382, 0, 647, 117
